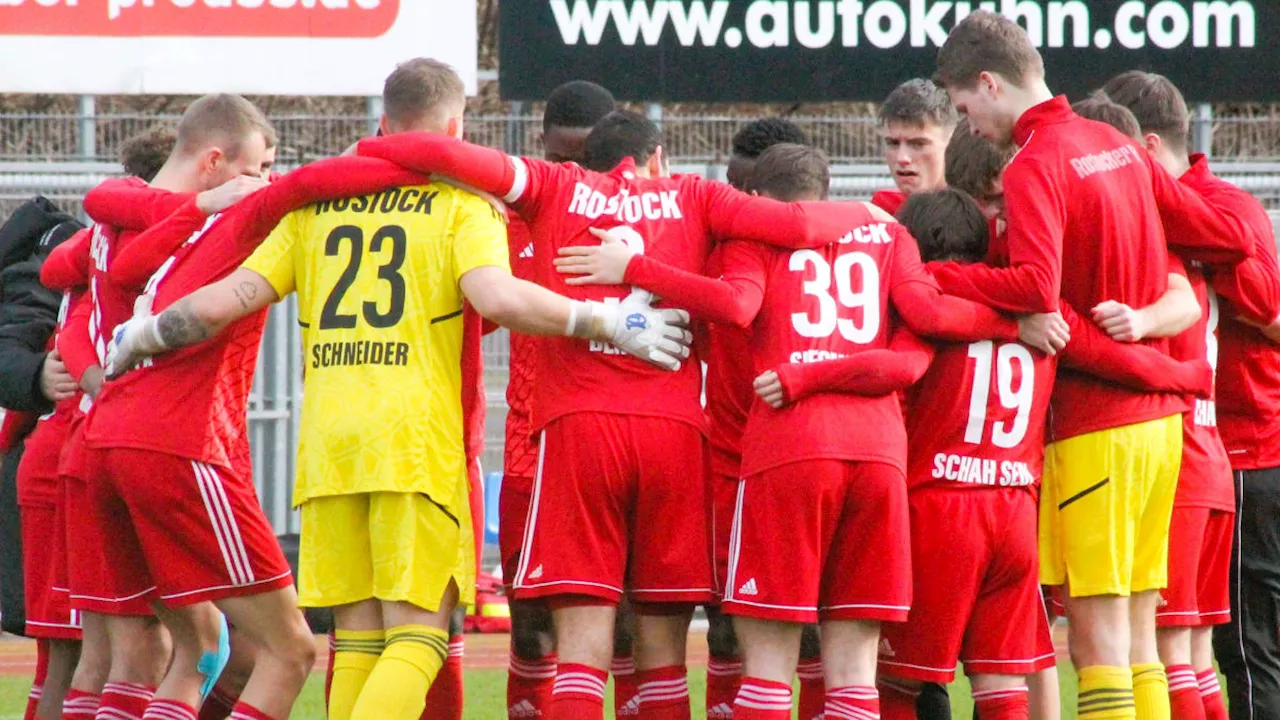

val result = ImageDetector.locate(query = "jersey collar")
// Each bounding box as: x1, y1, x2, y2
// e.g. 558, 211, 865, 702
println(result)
1182, 153, 1213, 184
1013, 95, 1073, 148
610, 157, 640, 179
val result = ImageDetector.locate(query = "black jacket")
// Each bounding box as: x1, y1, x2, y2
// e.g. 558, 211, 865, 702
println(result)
0, 198, 83, 413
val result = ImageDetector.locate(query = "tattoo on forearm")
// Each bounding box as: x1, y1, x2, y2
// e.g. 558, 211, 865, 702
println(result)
233, 281, 259, 310
156, 299, 213, 348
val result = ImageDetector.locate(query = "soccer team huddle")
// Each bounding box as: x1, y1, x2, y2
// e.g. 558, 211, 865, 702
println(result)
5, 8, 1280, 720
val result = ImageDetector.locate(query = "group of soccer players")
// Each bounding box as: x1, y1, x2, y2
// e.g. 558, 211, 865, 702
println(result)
3, 7, 1280, 720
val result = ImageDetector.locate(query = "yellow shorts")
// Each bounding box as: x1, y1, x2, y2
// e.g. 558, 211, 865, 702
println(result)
1039, 414, 1182, 597
298, 491, 476, 611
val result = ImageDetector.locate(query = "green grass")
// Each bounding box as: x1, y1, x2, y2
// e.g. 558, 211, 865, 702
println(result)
0, 664, 1085, 719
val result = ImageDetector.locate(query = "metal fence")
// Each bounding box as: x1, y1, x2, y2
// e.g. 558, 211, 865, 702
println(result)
8, 108, 1280, 167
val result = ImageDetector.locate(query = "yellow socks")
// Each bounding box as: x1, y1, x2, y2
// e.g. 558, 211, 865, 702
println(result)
329, 629, 385, 720
350, 625, 450, 720
1078, 665, 1137, 720
1132, 663, 1171, 720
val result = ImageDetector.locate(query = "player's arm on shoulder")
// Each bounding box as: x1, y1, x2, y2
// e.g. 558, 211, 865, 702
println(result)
84, 178, 192, 231
930, 159, 1062, 314
242, 158, 430, 240
1152, 157, 1253, 264
1058, 300, 1212, 398
357, 133, 551, 209
1208, 219, 1280, 330
757, 327, 934, 409
109, 201, 209, 290
890, 229, 1026, 347
701, 179, 890, 250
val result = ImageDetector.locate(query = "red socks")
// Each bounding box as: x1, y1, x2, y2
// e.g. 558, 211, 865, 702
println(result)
972, 686, 1029, 720
797, 659, 825, 720
878, 679, 920, 720
612, 655, 639, 718
636, 665, 689, 719
227, 703, 275, 720
420, 635, 465, 719
98, 682, 156, 720
733, 677, 792, 720
825, 685, 880, 720
144, 699, 198, 720
508, 651, 556, 719
25, 639, 48, 720
705, 658, 742, 719
550, 663, 608, 720
1196, 669, 1227, 720
1166, 665, 1206, 720
62, 688, 101, 719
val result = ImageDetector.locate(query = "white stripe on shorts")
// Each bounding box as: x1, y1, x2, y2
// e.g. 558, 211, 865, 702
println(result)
192, 461, 254, 586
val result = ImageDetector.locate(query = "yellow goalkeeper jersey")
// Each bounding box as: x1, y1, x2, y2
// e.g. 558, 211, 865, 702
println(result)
242, 183, 509, 510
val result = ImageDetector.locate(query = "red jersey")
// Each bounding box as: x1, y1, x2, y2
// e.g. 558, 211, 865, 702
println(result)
1180, 156, 1280, 470
728, 209, 951, 476
872, 189, 907, 216
929, 97, 1252, 441
905, 337, 1054, 493
703, 244, 754, 478
503, 216, 540, 479
1167, 263, 1233, 510
514, 158, 716, 432
84, 205, 269, 471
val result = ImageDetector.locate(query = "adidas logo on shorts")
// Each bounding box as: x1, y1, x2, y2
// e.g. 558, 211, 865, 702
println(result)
519, 243, 535, 259
528, 565, 544, 580
707, 702, 734, 718
508, 699, 542, 717
879, 638, 895, 658
737, 578, 758, 596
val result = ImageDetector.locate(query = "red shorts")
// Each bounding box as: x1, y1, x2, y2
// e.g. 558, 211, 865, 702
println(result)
72, 447, 292, 613
513, 413, 714, 606
878, 488, 1056, 683
1158, 506, 1233, 628
722, 460, 910, 624
499, 474, 535, 593
712, 472, 739, 599
65, 470, 155, 616
20, 500, 81, 640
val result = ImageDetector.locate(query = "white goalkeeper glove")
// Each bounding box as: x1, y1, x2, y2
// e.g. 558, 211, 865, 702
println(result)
105, 295, 168, 379
568, 289, 693, 371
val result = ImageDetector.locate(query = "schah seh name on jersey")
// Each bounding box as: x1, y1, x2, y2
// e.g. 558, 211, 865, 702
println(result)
932, 453, 1036, 487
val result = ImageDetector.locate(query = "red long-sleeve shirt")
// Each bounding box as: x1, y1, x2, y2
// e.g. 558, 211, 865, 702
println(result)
1180, 155, 1280, 470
